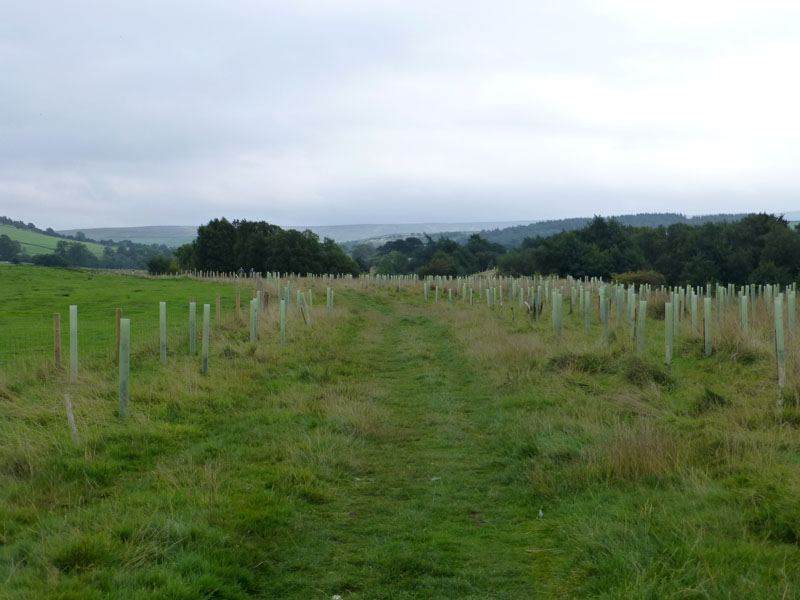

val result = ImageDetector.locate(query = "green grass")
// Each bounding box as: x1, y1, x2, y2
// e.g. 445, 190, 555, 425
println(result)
2, 269, 800, 598
0, 224, 107, 257
0, 265, 256, 367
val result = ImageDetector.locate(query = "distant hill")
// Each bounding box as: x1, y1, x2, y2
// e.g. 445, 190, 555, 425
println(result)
60, 220, 537, 247
0, 223, 106, 257
293, 221, 534, 243
58, 225, 198, 247
53, 212, 786, 249
439, 213, 752, 247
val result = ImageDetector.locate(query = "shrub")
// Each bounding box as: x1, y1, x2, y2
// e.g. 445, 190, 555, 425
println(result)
147, 255, 174, 275
32, 253, 68, 267
613, 270, 666, 287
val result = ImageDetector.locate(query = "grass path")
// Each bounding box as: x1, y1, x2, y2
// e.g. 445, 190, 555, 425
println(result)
2, 285, 540, 599
281, 290, 536, 598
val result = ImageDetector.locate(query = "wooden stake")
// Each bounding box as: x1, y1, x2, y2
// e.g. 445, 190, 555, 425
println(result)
119, 318, 130, 418
189, 302, 197, 355
115, 308, 122, 360
159, 301, 167, 364
250, 299, 257, 343
280, 298, 287, 345
202, 304, 210, 374
53, 313, 61, 369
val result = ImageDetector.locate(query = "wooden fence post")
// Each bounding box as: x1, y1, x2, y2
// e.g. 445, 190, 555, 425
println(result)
119, 318, 130, 418
53, 313, 61, 368
299, 292, 312, 327
280, 298, 287, 345
202, 304, 210, 374
250, 298, 257, 343
189, 302, 197, 355
116, 308, 122, 360
159, 301, 167, 364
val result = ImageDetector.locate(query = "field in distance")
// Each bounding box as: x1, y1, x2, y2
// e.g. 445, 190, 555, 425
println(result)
0, 224, 107, 257
58, 225, 198, 247
1, 265, 799, 598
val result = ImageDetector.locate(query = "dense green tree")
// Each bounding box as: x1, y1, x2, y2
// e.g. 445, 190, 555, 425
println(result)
147, 255, 174, 275
174, 243, 196, 270
54, 240, 98, 267
374, 251, 409, 275
498, 213, 800, 285
464, 234, 505, 271
418, 251, 459, 277
375, 237, 424, 256
233, 220, 281, 271
186, 219, 359, 275
195, 218, 237, 272
350, 244, 376, 272
32, 253, 68, 267
0, 234, 21, 261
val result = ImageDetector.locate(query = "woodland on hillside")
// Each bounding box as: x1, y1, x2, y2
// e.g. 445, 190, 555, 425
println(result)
359, 213, 799, 286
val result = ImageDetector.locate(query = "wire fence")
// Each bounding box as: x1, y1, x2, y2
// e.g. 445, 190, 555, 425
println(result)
0, 294, 252, 372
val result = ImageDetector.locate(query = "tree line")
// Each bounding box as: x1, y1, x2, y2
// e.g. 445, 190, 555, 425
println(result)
0, 234, 173, 270
5, 213, 796, 285
461, 212, 748, 247
356, 213, 800, 286
170, 218, 360, 275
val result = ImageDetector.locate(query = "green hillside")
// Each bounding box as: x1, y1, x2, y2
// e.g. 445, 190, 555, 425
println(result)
442, 212, 750, 247
0, 224, 106, 257
58, 225, 197, 247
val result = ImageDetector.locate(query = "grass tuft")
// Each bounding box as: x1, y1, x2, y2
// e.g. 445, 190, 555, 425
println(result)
547, 351, 616, 374
50, 533, 122, 573
621, 355, 675, 389
693, 387, 728, 414
598, 421, 684, 483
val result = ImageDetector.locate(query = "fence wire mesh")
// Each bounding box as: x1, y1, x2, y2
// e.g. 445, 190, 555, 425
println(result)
0, 295, 245, 371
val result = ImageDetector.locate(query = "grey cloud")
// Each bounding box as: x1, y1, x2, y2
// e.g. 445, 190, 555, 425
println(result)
1, 0, 799, 229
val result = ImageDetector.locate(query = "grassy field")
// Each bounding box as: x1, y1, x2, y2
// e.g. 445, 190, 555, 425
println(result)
2, 266, 800, 598
0, 224, 107, 257
0, 265, 258, 368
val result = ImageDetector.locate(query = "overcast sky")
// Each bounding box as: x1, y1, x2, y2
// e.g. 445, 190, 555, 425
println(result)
2, 0, 799, 229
